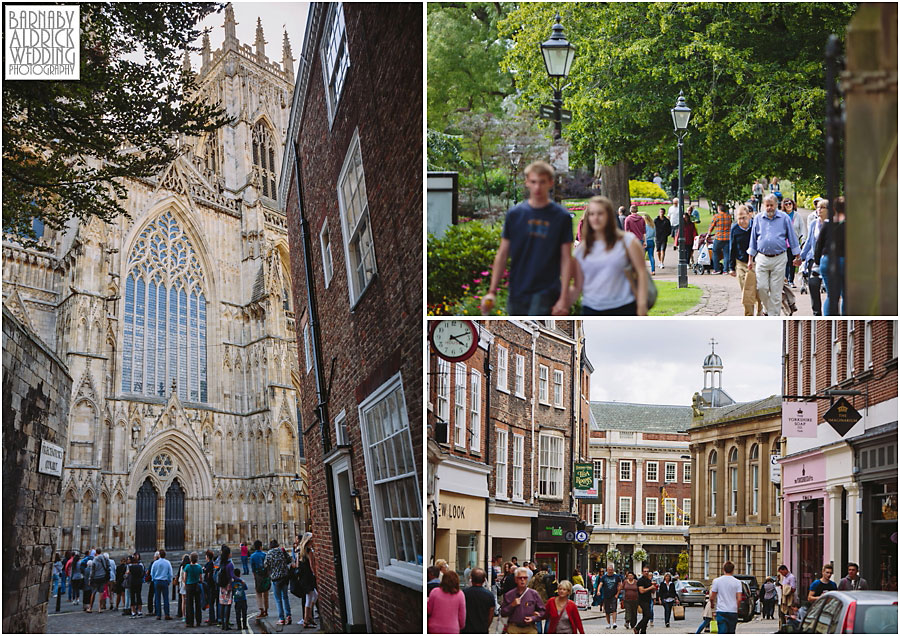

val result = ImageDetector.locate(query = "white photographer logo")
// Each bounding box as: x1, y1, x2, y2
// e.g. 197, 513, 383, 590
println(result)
5, 5, 80, 80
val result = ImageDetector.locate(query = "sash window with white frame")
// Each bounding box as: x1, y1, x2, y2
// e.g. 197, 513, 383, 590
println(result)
320, 222, 334, 288
515, 355, 525, 397
831, 322, 839, 385
709, 450, 718, 517
750, 444, 760, 515
512, 434, 524, 500
552, 369, 563, 407
664, 498, 677, 526
864, 321, 873, 370
798, 325, 804, 394
321, 2, 350, 125
497, 345, 508, 391
619, 459, 632, 481
304, 324, 312, 373
646, 461, 658, 482
337, 131, 376, 305
645, 497, 658, 526
682, 498, 691, 525
470, 370, 481, 452
846, 320, 855, 379
728, 447, 739, 515
810, 324, 817, 394
436, 358, 450, 424
538, 433, 563, 498
683, 462, 691, 483
454, 363, 466, 448
538, 365, 549, 403
495, 429, 508, 498
665, 462, 677, 483
618, 497, 632, 526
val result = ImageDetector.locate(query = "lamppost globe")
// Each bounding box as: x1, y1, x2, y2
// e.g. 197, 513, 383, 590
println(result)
540, 13, 576, 80
671, 90, 692, 133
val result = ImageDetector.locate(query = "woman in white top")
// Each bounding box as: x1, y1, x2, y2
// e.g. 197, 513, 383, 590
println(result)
570, 196, 648, 315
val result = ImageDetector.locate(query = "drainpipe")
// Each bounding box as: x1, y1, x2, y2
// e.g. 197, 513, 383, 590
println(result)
291, 143, 348, 631
569, 333, 578, 575
530, 327, 538, 506
483, 330, 492, 575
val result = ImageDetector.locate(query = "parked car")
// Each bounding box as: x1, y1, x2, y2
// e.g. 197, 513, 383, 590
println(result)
675, 580, 707, 606
738, 580, 756, 622
796, 590, 898, 634
734, 574, 760, 605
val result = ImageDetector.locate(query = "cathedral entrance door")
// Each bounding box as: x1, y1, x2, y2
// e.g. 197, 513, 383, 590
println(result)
136, 477, 158, 553
165, 479, 185, 551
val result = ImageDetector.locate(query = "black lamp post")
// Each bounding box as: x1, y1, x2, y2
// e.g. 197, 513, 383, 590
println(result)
541, 12, 575, 203
671, 91, 692, 288
508, 143, 522, 205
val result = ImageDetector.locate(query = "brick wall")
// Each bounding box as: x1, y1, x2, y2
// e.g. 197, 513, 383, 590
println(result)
284, 4, 422, 633
2, 306, 72, 633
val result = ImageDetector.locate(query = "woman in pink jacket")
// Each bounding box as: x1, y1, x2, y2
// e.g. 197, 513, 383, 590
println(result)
427, 570, 466, 634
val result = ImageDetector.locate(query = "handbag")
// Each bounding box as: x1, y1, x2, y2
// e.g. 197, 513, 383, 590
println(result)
623, 261, 658, 310
254, 572, 271, 593
673, 604, 685, 620
710, 617, 719, 633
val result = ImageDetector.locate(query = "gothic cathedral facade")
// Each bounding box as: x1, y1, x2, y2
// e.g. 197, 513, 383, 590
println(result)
2, 7, 307, 554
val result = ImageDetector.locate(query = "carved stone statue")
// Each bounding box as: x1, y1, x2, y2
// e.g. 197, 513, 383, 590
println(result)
692, 392, 704, 417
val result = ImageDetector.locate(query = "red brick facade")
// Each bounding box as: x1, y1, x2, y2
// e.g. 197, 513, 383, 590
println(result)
283, 4, 422, 633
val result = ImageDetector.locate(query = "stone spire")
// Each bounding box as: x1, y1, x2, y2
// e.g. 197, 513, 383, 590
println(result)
282, 30, 294, 82
224, 3, 237, 47
201, 31, 211, 67
255, 17, 266, 61
182, 48, 191, 74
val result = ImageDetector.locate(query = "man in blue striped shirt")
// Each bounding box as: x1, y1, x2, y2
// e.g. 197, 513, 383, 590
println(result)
747, 195, 799, 315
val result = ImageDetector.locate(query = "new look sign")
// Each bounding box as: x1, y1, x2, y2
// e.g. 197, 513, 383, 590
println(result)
5, 5, 80, 80
782, 401, 817, 438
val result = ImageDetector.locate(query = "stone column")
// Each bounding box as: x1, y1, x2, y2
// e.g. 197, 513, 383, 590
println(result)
691, 443, 706, 526
715, 441, 726, 526
758, 433, 771, 525
635, 458, 644, 529
826, 485, 843, 569
607, 459, 618, 527
845, 483, 861, 564
737, 438, 747, 525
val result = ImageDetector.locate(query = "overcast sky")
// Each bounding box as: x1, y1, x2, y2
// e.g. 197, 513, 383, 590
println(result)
192, 2, 309, 75
584, 320, 783, 406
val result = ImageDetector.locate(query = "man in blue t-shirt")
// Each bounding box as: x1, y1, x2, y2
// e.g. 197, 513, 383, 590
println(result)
807, 564, 837, 603
481, 161, 573, 316
599, 564, 624, 629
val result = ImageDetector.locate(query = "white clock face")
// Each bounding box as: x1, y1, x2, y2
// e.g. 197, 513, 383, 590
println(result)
431, 320, 476, 360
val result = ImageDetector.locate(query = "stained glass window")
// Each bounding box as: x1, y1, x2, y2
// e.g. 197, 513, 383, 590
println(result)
122, 211, 207, 402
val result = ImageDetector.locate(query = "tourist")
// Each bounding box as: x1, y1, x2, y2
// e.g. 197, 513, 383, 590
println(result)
177, 554, 190, 619
620, 571, 639, 630
707, 203, 733, 274
240, 541, 250, 576
203, 550, 218, 625
218, 545, 235, 631
115, 555, 128, 611
249, 539, 270, 618
462, 568, 495, 634
184, 552, 204, 628
52, 554, 62, 598
694, 597, 713, 634
429, 569, 467, 634
151, 548, 173, 620
654, 208, 671, 269
677, 210, 698, 266
295, 532, 318, 629
751, 179, 763, 212
667, 198, 681, 241
617, 207, 628, 230
807, 564, 837, 603
652, 172, 664, 190
571, 569, 584, 588
480, 161, 573, 316
777, 565, 796, 629
546, 580, 585, 634
728, 205, 763, 315
761, 577, 777, 619
838, 562, 869, 591
814, 196, 846, 315
642, 215, 656, 275
624, 204, 646, 245
129, 553, 145, 618
689, 205, 701, 224
148, 551, 159, 616
782, 198, 805, 287
570, 196, 648, 316
747, 194, 799, 316
428, 565, 442, 596
264, 539, 293, 626
633, 566, 656, 634
88, 549, 111, 612
65, 551, 77, 602
598, 563, 623, 629
657, 572, 679, 628
501, 567, 546, 635
709, 561, 742, 634
232, 568, 249, 630
501, 561, 518, 596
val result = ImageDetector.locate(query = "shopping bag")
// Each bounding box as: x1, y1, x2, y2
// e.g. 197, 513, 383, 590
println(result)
742, 268, 759, 309
673, 605, 685, 621
710, 617, 719, 633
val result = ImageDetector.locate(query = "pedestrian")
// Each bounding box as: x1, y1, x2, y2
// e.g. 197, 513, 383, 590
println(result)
657, 572, 679, 628
689, 205, 701, 224
570, 196, 648, 316
761, 577, 777, 619
695, 598, 713, 634
814, 196, 846, 316
546, 580, 585, 634
709, 561, 742, 634
87, 549, 110, 612
52, 553, 62, 598
617, 207, 628, 230
150, 548, 173, 620
429, 569, 467, 634
462, 568, 495, 634
501, 561, 518, 596
263, 539, 293, 626
598, 563, 623, 629
501, 567, 546, 634
571, 569, 584, 588
183, 552, 203, 628
642, 215, 656, 275
777, 565, 796, 629
654, 208, 671, 269
295, 532, 318, 629
751, 179, 763, 212
480, 161, 573, 316
728, 205, 763, 315
240, 541, 249, 576
129, 553, 145, 618
204, 550, 218, 625
807, 564, 837, 603
232, 568, 249, 630
667, 198, 680, 242
147, 551, 158, 616
217, 545, 235, 631
652, 172, 664, 190
747, 194, 799, 316
115, 555, 127, 611
428, 565, 442, 596
782, 199, 805, 287
620, 572, 638, 630
707, 203, 733, 274
177, 554, 189, 619
677, 210, 698, 266
624, 204, 646, 244
65, 551, 76, 602
633, 566, 656, 634
837, 562, 869, 591
249, 539, 270, 618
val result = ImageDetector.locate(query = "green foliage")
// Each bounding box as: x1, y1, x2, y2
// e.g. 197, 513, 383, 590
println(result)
677, 551, 690, 579
633, 548, 649, 563
498, 2, 857, 204
2, 2, 230, 248
427, 129, 469, 172
630, 179, 668, 199
795, 190, 823, 209
427, 220, 503, 311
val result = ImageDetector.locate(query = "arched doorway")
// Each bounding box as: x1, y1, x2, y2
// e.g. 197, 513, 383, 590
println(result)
165, 479, 185, 551
135, 478, 158, 553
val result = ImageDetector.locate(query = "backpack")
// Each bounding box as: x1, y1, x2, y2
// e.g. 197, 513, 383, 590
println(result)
92, 555, 110, 582
218, 560, 230, 587
130, 562, 144, 583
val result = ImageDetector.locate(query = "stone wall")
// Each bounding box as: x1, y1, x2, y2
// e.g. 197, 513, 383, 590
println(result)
2, 305, 72, 633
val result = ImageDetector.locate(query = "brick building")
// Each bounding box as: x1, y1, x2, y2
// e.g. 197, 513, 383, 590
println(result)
781, 321, 897, 593
279, 3, 422, 632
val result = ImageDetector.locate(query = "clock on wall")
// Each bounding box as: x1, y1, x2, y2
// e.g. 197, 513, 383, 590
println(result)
428, 320, 479, 363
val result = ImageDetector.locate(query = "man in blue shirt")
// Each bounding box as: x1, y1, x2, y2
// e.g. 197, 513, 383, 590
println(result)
599, 564, 623, 629
150, 549, 174, 620
747, 195, 799, 315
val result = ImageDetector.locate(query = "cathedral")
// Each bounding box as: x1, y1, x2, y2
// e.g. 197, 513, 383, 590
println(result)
1, 6, 307, 554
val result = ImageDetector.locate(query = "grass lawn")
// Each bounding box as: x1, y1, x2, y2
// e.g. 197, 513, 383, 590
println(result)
649, 281, 703, 316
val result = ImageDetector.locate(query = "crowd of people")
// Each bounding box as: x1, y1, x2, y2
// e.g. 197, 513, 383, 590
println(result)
478, 161, 846, 317
50, 533, 319, 630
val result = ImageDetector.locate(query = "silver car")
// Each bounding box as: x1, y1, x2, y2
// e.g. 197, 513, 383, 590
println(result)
799, 590, 898, 634
675, 579, 707, 606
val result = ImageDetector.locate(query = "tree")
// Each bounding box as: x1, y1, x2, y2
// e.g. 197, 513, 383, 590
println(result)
677, 550, 690, 579
498, 2, 857, 203
3, 3, 231, 247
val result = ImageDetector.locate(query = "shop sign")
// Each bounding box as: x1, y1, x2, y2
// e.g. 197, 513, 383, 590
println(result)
534, 517, 577, 542
439, 502, 466, 520
782, 402, 817, 438
38, 440, 64, 477
770, 455, 782, 484
793, 464, 816, 485
573, 462, 598, 499
823, 398, 862, 437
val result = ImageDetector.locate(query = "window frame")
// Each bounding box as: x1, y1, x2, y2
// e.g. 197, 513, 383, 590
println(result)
619, 459, 633, 482
495, 429, 508, 499
798, 324, 804, 395
810, 323, 817, 394
319, 220, 334, 288
665, 462, 677, 483
512, 434, 525, 501
453, 363, 467, 449
864, 321, 873, 370
514, 354, 525, 398
552, 369, 564, 407
336, 129, 377, 308
334, 409, 348, 446
538, 433, 564, 499
682, 498, 691, 525
683, 462, 692, 483
497, 345, 509, 392
320, 2, 350, 126
646, 461, 659, 482
435, 358, 450, 425
469, 370, 481, 452
304, 323, 313, 373
618, 496, 632, 526
831, 322, 839, 386
645, 497, 658, 526
846, 320, 855, 379
538, 364, 549, 404
664, 497, 677, 526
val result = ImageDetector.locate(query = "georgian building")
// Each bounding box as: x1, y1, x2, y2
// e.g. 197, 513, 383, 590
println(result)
2, 6, 307, 554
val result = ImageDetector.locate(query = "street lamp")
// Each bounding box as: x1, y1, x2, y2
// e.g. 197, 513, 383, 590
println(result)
508, 144, 522, 205
671, 90, 692, 288
541, 12, 575, 202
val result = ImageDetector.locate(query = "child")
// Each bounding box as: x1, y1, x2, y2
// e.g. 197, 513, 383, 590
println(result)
232, 569, 248, 630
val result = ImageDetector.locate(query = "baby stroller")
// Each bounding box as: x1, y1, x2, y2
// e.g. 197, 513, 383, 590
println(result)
693, 233, 713, 275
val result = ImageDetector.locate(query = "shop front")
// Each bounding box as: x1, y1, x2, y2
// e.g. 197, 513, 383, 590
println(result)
532, 513, 578, 580
434, 490, 487, 576
781, 451, 829, 595
489, 502, 537, 570
645, 542, 688, 574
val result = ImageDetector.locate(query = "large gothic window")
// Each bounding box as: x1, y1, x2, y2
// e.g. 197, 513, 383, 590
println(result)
252, 122, 277, 199
123, 211, 208, 402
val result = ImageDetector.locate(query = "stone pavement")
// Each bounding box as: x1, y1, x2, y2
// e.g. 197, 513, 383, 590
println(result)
579, 603, 780, 634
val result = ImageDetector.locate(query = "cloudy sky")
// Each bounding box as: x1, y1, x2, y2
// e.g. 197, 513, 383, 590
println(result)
192, 2, 309, 75
584, 319, 783, 406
